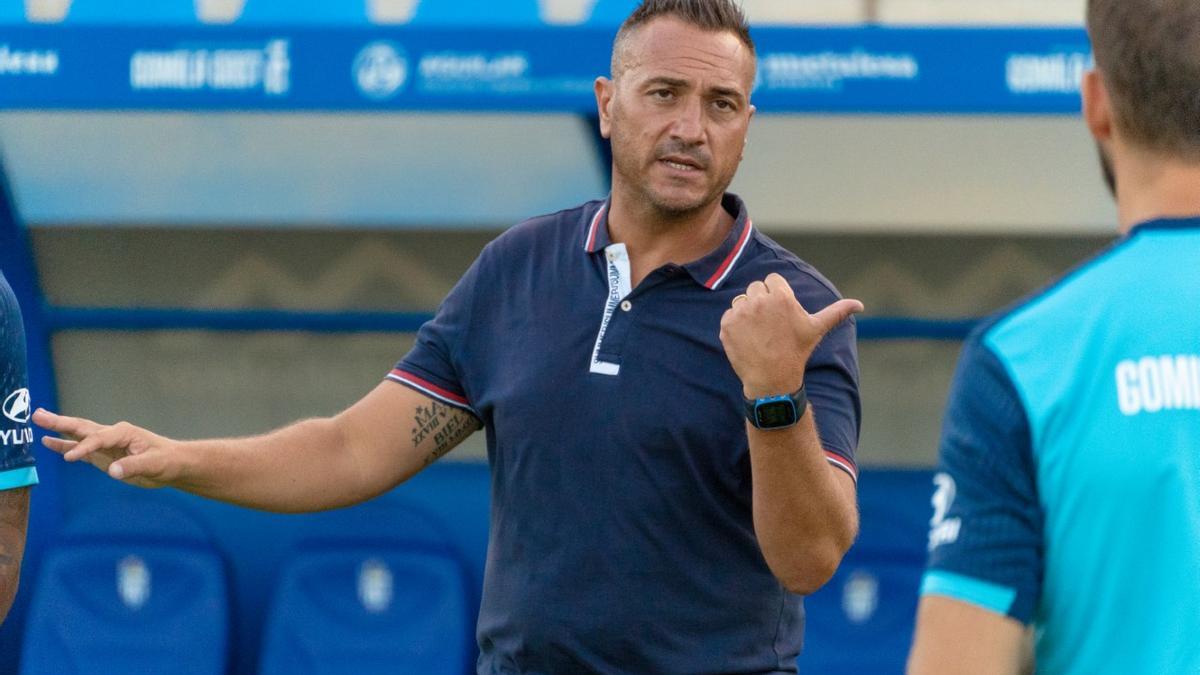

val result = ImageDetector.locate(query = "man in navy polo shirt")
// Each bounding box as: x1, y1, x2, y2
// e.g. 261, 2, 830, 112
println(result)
37, 0, 862, 671
1, 270, 37, 624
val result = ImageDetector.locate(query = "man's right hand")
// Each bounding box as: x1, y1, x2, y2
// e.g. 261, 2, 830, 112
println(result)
34, 409, 178, 489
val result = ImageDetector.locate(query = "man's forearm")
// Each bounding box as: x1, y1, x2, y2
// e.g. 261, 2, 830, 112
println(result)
0, 487, 30, 624
168, 392, 479, 513
40, 382, 481, 514
171, 417, 366, 513
747, 409, 857, 595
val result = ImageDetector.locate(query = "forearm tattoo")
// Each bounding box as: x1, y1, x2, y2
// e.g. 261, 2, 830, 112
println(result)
410, 401, 479, 466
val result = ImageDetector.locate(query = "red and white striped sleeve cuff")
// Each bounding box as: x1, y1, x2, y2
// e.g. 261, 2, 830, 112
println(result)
824, 450, 858, 483
386, 369, 477, 416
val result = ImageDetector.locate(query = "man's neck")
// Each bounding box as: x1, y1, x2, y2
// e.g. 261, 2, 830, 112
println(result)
1115, 149, 1200, 234
606, 194, 735, 287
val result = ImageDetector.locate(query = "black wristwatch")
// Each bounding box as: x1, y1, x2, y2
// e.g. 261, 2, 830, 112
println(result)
743, 386, 807, 430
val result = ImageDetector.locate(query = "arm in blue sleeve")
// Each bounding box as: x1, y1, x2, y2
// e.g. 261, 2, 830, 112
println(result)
0, 274, 37, 488
387, 246, 490, 417
790, 274, 861, 480
921, 332, 1043, 624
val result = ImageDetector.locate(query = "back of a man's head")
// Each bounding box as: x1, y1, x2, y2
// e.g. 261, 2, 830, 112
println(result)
1088, 0, 1200, 160
611, 0, 755, 78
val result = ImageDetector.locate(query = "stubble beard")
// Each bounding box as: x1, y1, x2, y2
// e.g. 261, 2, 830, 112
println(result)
610, 129, 732, 222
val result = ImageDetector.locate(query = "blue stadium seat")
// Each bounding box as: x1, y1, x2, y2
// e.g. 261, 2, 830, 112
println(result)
797, 470, 933, 674
238, 0, 370, 25
798, 557, 924, 674
20, 499, 230, 675
65, 0, 197, 23
259, 543, 473, 675
587, 0, 639, 25
410, 0, 542, 26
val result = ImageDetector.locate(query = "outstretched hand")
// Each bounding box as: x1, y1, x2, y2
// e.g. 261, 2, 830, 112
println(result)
720, 273, 864, 398
33, 409, 178, 489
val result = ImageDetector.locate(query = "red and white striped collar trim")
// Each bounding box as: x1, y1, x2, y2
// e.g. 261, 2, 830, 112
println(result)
700, 217, 753, 290
583, 202, 608, 253
584, 195, 755, 292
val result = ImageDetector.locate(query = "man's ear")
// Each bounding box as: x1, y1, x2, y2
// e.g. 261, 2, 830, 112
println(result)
594, 77, 614, 140
1082, 69, 1114, 144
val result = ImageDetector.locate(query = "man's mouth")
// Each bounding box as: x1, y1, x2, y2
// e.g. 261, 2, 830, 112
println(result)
659, 156, 705, 172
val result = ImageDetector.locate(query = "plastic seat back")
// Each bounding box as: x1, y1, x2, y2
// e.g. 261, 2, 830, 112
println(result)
259, 542, 473, 675
20, 499, 230, 675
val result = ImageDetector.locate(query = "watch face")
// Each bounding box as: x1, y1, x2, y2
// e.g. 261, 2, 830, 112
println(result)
755, 400, 798, 428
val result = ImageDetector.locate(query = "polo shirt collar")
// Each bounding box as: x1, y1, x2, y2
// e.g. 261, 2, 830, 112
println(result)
583, 193, 755, 291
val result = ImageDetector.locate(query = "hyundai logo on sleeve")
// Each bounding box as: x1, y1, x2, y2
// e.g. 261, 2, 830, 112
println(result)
2, 388, 30, 424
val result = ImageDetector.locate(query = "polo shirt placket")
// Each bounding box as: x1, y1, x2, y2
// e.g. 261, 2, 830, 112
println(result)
584, 199, 756, 380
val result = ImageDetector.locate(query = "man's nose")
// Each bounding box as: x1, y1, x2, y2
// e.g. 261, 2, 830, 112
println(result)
669, 96, 705, 144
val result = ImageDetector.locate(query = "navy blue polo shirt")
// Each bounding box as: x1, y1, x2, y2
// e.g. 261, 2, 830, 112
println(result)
1, 271, 37, 491
390, 194, 860, 674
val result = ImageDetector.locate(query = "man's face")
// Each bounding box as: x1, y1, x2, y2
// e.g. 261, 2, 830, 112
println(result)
599, 17, 756, 217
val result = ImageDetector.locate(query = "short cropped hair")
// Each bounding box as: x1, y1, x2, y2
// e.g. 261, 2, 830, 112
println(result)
611, 0, 756, 78
1088, 0, 1200, 158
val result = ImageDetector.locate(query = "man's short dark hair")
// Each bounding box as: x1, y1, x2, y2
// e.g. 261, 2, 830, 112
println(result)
611, 0, 755, 78
1088, 0, 1200, 159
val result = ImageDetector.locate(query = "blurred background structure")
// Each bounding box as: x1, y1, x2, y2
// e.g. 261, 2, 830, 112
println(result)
1, 1, 1106, 673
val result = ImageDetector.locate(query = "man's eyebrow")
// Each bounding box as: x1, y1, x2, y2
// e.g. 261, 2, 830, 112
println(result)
709, 85, 746, 102
640, 77, 747, 102
641, 76, 690, 89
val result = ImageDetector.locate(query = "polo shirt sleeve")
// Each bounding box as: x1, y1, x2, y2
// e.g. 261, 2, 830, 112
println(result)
0, 278, 37, 491
792, 277, 861, 482
387, 249, 486, 417
920, 333, 1043, 624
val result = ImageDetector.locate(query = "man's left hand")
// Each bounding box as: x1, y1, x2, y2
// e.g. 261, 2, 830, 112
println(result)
720, 273, 864, 398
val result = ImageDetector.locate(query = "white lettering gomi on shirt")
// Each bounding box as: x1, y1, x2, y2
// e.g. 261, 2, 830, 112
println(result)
1115, 354, 1200, 416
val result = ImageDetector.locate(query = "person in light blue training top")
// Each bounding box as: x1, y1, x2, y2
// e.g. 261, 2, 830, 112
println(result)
0, 269, 37, 624
908, 1, 1200, 673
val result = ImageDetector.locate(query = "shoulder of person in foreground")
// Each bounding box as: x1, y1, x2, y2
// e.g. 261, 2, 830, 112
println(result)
0, 274, 35, 624
908, 318, 1038, 675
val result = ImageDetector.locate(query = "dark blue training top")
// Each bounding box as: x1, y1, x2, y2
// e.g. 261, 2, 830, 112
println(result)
0, 270, 37, 491
391, 194, 860, 674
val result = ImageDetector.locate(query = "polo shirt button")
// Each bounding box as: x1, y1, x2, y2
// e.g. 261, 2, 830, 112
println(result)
620, 300, 633, 312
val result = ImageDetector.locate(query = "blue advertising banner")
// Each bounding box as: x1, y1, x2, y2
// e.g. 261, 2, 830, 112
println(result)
0, 25, 1091, 113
